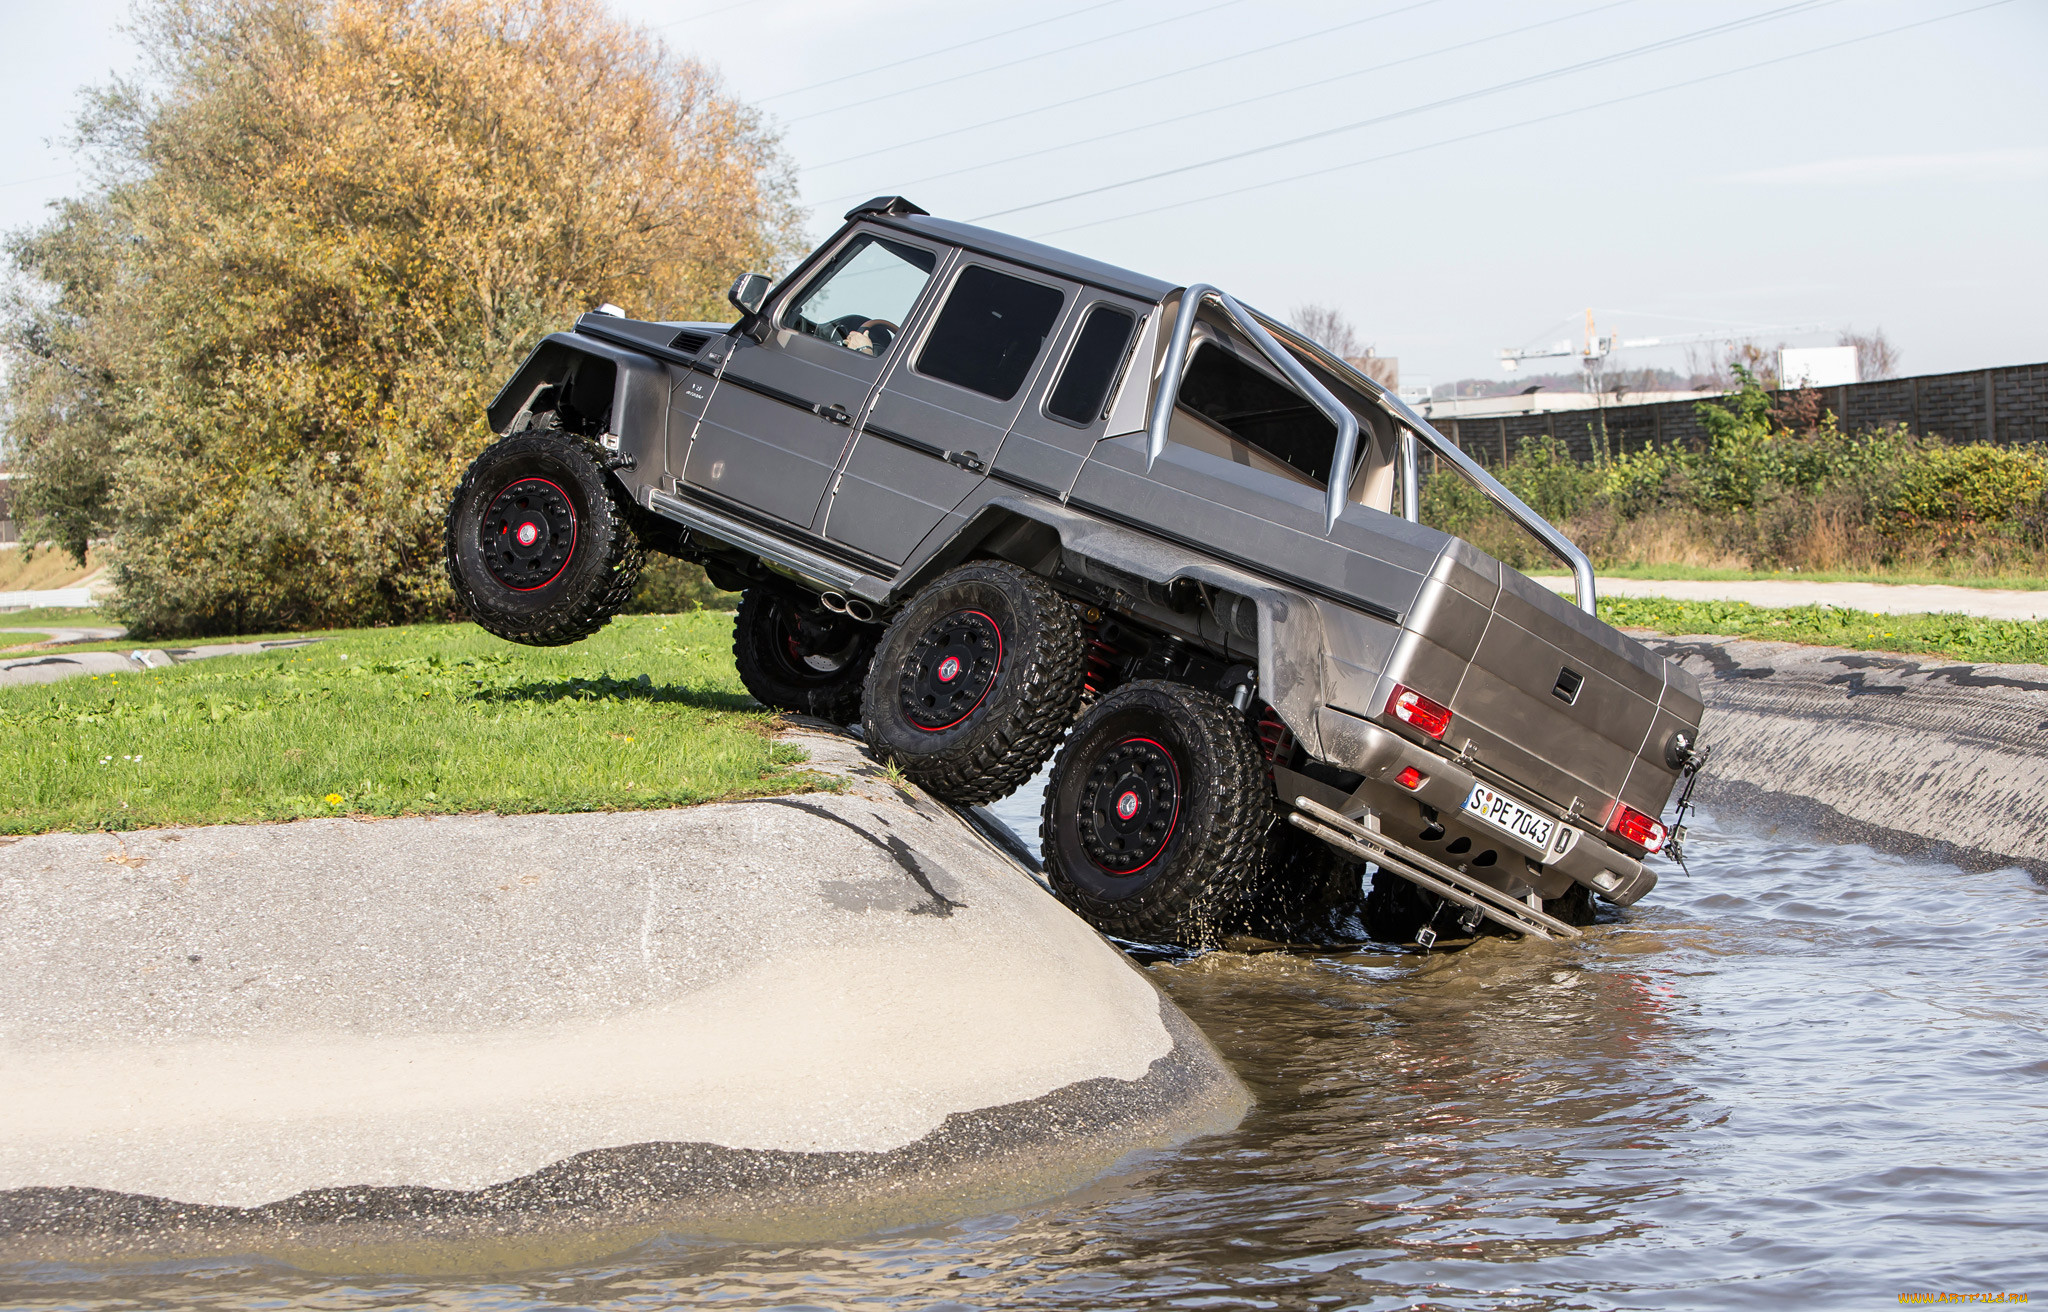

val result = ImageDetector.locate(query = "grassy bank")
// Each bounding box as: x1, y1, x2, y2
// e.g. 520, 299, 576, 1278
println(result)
1600, 596, 2048, 666
1, 612, 818, 834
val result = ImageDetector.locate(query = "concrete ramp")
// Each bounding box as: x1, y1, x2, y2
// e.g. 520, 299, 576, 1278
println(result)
0, 728, 1246, 1272
1647, 636, 2048, 878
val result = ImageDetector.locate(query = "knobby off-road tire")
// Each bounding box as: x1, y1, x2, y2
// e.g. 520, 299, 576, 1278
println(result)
1042, 680, 1271, 947
445, 429, 644, 647
732, 586, 879, 723
861, 561, 1085, 806
1240, 821, 1371, 945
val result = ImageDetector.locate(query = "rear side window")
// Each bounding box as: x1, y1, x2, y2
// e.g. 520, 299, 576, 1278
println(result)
916, 265, 1065, 401
1046, 305, 1138, 426
1178, 341, 1339, 486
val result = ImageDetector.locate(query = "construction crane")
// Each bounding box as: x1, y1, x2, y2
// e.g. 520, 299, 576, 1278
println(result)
1498, 309, 1825, 373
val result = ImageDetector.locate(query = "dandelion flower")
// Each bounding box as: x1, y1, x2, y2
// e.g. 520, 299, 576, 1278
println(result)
324, 794, 344, 805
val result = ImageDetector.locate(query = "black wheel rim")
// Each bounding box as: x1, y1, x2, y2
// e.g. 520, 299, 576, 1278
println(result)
769, 597, 863, 683
1077, 735, 1181, 875
898, 608, 1002, 731
481, 476, 577, 591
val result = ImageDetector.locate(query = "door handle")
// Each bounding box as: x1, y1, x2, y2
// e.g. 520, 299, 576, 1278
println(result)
815, 402, 853, 425
944, 449, 986, 473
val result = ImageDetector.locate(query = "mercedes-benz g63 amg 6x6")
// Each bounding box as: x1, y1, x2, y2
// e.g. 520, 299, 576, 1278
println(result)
446, 196, 1707, 948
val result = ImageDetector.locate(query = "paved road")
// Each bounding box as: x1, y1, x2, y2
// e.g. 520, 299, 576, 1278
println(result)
0, 626, 126, 646
0, 637, 323, 688
1532, 575, 2048, 619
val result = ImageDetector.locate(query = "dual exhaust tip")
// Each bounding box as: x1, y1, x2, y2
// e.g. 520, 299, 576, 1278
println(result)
819, 591, 877, 623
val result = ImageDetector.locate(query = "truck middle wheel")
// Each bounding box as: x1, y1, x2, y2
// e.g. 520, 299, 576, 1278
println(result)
860, 561, 1085, 806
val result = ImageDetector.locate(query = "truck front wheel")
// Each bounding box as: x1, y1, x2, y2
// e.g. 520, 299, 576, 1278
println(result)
1042, 680, 1270, 947
861, 561, 1085, 805
445, 429, 644, 647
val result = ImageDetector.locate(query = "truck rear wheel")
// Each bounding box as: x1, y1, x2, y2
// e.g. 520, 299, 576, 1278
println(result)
861, 561, 1084, 805
445, 429, 644, 647
732, 586, 878, 723
1042, 680, 1270, 947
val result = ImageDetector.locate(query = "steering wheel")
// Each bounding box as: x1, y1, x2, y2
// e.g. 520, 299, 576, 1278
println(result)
857, 318, 899, 352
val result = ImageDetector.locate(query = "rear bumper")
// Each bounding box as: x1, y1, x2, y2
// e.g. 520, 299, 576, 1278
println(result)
1307, 707, 1658, 906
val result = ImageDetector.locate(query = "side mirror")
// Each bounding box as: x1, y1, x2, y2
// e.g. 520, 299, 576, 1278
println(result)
727, 271, 772, 342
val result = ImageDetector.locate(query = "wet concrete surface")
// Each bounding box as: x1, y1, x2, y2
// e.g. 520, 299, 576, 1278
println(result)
6, 799, 2041, 1306
1650, 635, 2048, 879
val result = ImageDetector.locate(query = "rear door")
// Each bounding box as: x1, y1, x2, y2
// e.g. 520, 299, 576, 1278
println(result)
823, 261, 1073, 564
683, 230, 942, 530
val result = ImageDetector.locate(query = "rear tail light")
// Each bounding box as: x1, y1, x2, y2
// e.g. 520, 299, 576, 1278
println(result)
1386, 685, 1452, 740
1395, 766, 1427, 790
1608, 804, 1668, 854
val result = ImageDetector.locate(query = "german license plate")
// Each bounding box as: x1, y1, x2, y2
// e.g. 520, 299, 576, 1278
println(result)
1463, 782, 1555, 851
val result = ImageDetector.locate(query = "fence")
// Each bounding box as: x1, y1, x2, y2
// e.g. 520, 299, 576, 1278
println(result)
1424, 361, 2048, 466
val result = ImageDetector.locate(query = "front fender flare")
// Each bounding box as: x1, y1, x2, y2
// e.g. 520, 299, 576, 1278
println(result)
486, 333, 668, 477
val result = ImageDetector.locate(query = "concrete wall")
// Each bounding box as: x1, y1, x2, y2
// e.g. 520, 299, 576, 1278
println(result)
1426, 361, 2048, 465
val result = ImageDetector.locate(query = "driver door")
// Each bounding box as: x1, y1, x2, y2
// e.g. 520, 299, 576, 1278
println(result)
683, 230, 942, 532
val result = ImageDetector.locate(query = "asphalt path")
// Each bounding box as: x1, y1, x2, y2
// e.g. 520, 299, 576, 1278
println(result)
0, 637, 323, 687
1533, 575, 2048, 619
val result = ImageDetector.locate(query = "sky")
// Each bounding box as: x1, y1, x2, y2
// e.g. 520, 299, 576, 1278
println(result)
3, 0, 2044, 391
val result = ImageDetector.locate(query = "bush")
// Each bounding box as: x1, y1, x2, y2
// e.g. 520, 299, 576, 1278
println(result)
1886, 444, 2048, 534
1418, 367, 2048, 577
623, 556, 738, 614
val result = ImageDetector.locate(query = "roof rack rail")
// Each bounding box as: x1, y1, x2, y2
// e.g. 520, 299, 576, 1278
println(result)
843, 196, 931, 221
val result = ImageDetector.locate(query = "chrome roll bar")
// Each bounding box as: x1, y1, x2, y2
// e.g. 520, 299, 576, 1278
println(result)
1250, 312, 1600, 616
1145, 285, 1361, 535
1374, 387, 1598, 614
1145, 283, 1597, 613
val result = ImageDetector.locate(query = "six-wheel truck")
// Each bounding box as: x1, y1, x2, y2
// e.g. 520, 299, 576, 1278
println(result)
445, 196, 1707, 948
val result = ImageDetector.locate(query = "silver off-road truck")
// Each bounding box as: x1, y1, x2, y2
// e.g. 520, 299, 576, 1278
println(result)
445, 196, 1706, 948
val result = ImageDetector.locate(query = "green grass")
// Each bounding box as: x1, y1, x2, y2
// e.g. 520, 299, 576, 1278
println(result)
1530, 563, 2048, 590
0, 632, 54, 648
0, 607, 108, 626
0, 612, 824, 834
1599, 596, 2048, 665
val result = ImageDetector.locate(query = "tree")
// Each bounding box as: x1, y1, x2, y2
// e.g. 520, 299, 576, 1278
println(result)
1289, 301, 1397, 388
1838, 327, 1900, 381
0, 0, 799, 636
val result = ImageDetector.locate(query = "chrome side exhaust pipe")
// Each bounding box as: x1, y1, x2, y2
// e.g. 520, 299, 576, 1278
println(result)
818, 591, 851, 614
845, 598, 877, 623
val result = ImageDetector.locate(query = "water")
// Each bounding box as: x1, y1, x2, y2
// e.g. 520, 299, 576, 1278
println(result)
7, 802, 2047, 1309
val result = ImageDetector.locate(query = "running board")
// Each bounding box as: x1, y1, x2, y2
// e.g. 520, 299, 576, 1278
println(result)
1288, 796, 1583, 941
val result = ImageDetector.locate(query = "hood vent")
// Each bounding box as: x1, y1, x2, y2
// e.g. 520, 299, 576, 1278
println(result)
668, 329, 712, 355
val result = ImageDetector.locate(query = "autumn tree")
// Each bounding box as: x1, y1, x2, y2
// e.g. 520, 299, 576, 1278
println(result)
0, 0, 799, 635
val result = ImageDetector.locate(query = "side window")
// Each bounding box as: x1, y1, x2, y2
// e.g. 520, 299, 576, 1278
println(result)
915, 265, 1066, 401
1174, 341, 1338, 487
782, 234, 937, 357
1046, 304, 1138, 426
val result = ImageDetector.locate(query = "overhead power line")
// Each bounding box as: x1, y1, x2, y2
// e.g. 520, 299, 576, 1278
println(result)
812, 0, 1632, 206
758, 0, 1134, 103
1029, 0, 2018, 239
970, 0, 1835, 223
652, 0, 757, 32
807, 0, 1452, 174
784, 0, 1248, 126
0, 169, 80, 190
